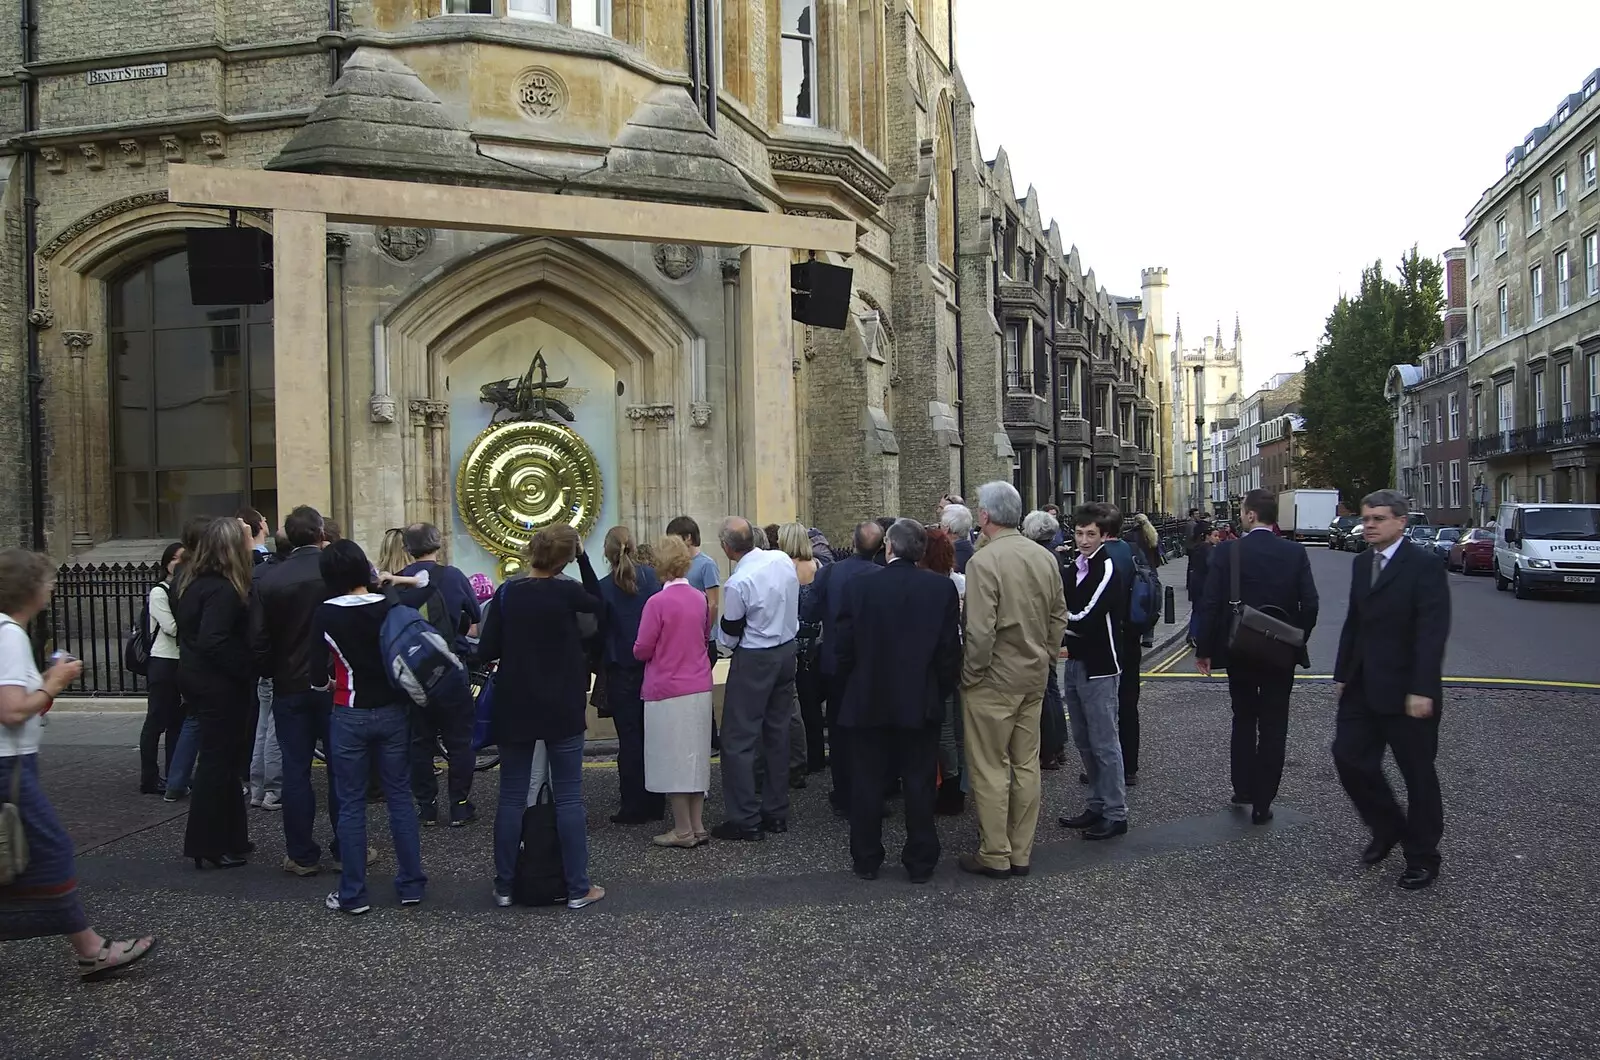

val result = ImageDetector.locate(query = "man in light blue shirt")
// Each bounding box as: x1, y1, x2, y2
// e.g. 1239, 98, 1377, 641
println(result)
710, 517, 800, 841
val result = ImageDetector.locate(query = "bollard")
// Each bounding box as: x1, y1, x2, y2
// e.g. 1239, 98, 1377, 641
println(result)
1163, 585, 1175, 624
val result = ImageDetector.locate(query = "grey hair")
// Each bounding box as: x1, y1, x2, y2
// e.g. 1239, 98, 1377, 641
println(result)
1360, 489, 1409, 518
1021, 509, 1059, 544
719, 516, 756, 556
885, 517, 928, 564
976, 481, 1023, 529
403, 522, 443, 558
939, 503, 974, 537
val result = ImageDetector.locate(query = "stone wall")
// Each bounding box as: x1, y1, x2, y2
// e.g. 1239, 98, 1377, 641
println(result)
0, 161, 30, 547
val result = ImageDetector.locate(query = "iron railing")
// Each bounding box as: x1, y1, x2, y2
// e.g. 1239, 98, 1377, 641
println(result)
31, 562, 164, 697
1470, 410, 1600, 460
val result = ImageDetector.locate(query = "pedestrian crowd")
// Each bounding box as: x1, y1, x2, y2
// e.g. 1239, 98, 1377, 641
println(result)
0, 480, 1450, 982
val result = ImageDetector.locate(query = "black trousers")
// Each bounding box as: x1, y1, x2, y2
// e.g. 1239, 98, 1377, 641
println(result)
140, 656, 184, 786
1332, 687, 1444, 870
1118, 632, 1143, 775
409, 681, 476, 813
1041, 663, 1067, 762
1226, 663, 1294, 810
182, 683, 252, 860
607, 662, 663, 819
795, 646, 827, 772
825, 671, 852, 809
847, 724, 939, 876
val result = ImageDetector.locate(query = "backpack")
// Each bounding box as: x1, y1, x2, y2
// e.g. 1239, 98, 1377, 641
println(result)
1126, 550, 1162, 635
379, 603, 467, 707
513, 781, 568, 906
122, 583, 167, 678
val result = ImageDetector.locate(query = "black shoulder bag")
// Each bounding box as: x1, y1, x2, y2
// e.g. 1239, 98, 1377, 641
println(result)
1226, 540, 1304, 672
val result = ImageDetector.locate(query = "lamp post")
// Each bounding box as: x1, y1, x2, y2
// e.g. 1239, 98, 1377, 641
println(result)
1472, 478, 1490, 527
1193, 364, 1207, 515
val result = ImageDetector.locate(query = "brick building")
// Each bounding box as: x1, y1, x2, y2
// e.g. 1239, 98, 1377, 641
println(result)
0, 0, 1176, 563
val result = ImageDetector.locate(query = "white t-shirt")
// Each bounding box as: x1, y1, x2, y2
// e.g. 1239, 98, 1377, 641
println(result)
0, 617, 43, 757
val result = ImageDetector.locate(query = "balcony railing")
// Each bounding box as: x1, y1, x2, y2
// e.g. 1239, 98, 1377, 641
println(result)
1005, 370, 1035, 393
1469, 410, 1600, 460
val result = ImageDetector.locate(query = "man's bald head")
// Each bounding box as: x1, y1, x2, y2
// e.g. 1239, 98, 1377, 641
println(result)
719, 516, 756, 560
853, 520, 884, 556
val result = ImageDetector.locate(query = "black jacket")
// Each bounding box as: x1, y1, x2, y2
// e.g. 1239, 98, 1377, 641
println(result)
1334, 541, 1450, 713
834, 560, 961, 729
1061, 545, 1125, 679
176, 572, 255, 697
250, 545, 330, 692
478, 554, 602, 745
1187, 541, 1213, 598
1196, 530, 1320, 670
801, 555, 882, 676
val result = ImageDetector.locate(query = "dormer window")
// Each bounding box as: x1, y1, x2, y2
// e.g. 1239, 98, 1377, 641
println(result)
1585, 75, 1597, 100
1557, 103, 1570, 123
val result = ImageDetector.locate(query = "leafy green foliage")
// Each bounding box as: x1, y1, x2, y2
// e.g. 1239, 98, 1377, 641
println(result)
1300, 248, 1444, 508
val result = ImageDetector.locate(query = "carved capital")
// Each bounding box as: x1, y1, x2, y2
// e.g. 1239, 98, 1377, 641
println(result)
40, 147, 64, 174
720, 259, 741, 285
326, 232, 352, 254
199, 130, 226, 159
118, 139, 144, 167
62, 330, 93, 356
159, 135, 184, 163
689, 401, 712, 429
78, 143, 103, 171
625, 403, 675, 425
28, 308, 54, 329
409, 398, 450, 428
369, 395, 397, 424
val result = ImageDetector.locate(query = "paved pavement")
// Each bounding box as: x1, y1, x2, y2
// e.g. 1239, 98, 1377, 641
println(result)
1152, 543, 1600, 685
5, 676, 1598, 1059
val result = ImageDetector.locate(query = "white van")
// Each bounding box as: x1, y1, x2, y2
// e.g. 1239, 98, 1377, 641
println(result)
1494, 503, 1600, 599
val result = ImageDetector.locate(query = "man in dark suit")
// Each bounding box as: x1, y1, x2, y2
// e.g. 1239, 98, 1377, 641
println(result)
1196, 489, 1319, 825
1333, 489, 1451, 891
800, 520, 885, 816
834, 518, 962, 882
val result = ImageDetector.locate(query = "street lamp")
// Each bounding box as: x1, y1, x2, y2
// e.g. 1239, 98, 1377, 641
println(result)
1192, 364, 1207, 515
1472, 479, 1490, 527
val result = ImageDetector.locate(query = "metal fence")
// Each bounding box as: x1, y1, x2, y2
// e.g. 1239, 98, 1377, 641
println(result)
32, 562, 164, 697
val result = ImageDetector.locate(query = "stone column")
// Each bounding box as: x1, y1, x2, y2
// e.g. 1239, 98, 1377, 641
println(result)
408, 399, 450, 534
272, 210, 331, 513
626, 403, 677, 533
738, 246, 797, 524
62, 330, 94, 549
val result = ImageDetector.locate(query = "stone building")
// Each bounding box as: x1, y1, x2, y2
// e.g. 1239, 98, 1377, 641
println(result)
1169, 316, 1243, 513
1463, 66, 1600, 509
1386, 247, 1471, 525
1257, 412, 1303, 494
1, 0, 1170, 565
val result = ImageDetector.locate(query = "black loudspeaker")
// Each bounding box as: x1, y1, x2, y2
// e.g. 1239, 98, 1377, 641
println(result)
791, 260, 853, 330
185, 228, 273, 305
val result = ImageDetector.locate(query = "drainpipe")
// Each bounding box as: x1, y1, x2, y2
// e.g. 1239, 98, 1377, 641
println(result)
686, 1, 701, 112
703, 0, 717, 133
21, 0, 44, 549
947, 0, 963, 495
328, 0, 342, 81
1048, 276, 1059, 505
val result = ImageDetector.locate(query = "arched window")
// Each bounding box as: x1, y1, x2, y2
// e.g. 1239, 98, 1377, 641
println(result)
1496, 473, 1515, 505
935, 101, 955, 270
110, 248, 276, 537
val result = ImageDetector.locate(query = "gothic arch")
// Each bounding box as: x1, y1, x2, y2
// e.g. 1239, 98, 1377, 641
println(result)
35, 195, 271, 553
935, 94, 955, 270
377, 236, 706, 542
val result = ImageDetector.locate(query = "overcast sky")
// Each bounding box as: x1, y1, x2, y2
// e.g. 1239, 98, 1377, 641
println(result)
956, 0, 1600, 393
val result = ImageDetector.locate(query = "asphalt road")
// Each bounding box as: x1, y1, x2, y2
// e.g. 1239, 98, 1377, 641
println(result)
1151, 542, 1600, 685
5, 681, 1600, 1060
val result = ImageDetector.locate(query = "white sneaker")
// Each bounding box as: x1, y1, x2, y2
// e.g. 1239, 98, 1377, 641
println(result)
248, 794, 263, 809
260, 792, 283, 812
324, 891, 370, 915
493, 891, 513, 908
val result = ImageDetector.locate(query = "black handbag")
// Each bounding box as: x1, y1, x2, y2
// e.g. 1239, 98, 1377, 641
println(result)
512, 781, 568, 907
1226, 539, 1304, 672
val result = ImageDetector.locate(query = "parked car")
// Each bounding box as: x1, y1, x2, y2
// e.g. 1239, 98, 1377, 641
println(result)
1406, 525, 1440, 547
1431, 527, 1462, 560
1328, 515, 1360, 552
1448, 528, 1495, 574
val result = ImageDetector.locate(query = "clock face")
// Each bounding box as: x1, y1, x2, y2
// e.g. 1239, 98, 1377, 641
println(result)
456, 418, 604, 572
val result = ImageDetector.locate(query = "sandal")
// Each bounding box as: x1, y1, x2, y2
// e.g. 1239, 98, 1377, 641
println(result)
77, 936, 157, 982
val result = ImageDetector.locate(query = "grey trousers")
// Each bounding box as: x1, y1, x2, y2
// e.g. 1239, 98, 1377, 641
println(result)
720, 640, 798, 829
1061, 660, 1126, 822
250, 678, 283, 799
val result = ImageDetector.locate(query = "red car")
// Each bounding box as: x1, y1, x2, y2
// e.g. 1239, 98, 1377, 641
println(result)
1448, 528, 1495, 574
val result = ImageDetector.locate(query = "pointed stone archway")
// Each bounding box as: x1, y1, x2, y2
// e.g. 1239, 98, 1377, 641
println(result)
375, 236, 708, 550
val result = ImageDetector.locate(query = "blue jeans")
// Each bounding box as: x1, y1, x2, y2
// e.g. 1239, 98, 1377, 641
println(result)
494, 734, 590, 901
274, 690, 338, 867
165, 716, 200, 796
330, 705, 425, 908
1061, 659, 1127, 822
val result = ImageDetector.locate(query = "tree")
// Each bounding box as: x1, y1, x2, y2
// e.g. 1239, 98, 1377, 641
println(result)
1300, 247, 1443, 508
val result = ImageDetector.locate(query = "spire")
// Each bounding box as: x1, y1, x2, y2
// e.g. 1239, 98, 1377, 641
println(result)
1215, 320, 1223, 348
1174, 313, 1183, 343
1233, 313, 1241, 345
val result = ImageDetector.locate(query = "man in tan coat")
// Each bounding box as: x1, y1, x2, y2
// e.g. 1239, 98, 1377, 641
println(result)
958, 481, 1069, 878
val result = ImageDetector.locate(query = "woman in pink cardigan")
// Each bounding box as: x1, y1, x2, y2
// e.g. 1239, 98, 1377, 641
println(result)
633, 535, 715, 848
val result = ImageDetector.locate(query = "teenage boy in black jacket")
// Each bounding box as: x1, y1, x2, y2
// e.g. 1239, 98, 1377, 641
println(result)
1056, 503, 1129, 841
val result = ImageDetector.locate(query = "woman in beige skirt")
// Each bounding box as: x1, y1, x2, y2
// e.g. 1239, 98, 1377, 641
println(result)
633, 536, 716, 847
